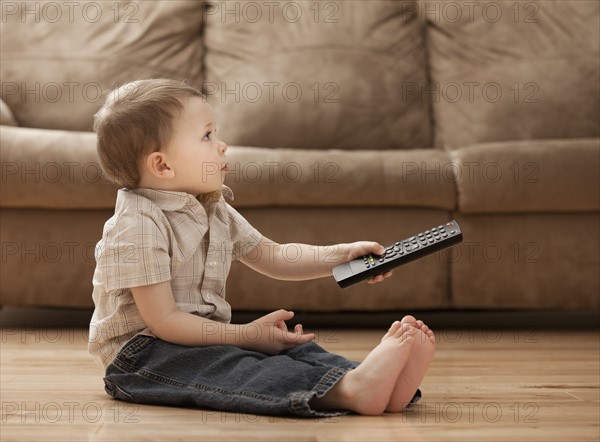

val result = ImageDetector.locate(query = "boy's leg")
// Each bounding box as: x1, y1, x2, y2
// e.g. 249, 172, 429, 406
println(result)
385, 315, 436, 412
309, 321, 418, 416
104, 335, 370, 417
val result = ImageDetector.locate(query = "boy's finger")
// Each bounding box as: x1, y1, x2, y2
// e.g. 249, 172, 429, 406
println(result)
284, 331, 314, 344
263, 309, 294, 324
296, 333, 315, 345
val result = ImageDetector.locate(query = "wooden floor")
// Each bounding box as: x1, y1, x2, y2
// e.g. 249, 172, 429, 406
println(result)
1, 325, 598, 441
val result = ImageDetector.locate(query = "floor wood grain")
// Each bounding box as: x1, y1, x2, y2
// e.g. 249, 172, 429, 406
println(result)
1, 326, 598, 441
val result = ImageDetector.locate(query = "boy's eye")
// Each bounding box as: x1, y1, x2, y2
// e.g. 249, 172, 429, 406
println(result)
202, 131, 212, 141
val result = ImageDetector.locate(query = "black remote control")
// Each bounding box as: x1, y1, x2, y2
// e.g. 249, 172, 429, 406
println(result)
333, 220, 463, 288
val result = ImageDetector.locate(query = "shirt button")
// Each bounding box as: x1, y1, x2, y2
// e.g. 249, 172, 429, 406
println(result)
208, 261, 216, 268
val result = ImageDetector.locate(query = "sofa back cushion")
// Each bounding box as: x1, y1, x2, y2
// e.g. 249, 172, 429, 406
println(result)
0, 1, 204, 131
424, 0, 600, 149
204, 0, 431, 150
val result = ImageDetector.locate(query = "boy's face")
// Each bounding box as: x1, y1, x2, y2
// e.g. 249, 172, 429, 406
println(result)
162, 97, 228, 195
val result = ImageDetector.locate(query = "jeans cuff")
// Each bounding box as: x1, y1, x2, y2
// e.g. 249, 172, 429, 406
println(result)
288, 367, 353, 417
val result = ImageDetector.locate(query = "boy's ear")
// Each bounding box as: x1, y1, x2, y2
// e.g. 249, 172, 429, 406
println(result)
145, 152, 175, 180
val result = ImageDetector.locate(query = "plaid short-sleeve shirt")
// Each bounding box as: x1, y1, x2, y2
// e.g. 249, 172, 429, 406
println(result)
88, 185, 263, 370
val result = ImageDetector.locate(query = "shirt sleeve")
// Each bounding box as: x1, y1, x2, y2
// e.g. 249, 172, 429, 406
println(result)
95, 209, 172, 292
226, 203, 263, 262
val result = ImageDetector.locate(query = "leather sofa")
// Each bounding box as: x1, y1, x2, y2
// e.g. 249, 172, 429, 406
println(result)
1, 1, 598, 314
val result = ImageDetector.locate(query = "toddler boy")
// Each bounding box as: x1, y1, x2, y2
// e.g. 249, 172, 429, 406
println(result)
89, 79, 435, 416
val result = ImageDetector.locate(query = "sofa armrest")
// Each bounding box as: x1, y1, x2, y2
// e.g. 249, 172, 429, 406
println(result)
0, 99, 18, 127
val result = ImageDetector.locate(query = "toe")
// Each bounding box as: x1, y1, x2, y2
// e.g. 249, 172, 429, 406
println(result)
396, 323, 417, 339
386, 320, 402, 337
401, 315, 417, 325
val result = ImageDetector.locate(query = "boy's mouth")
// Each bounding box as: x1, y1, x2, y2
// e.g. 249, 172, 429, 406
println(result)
221, 163, 229, 172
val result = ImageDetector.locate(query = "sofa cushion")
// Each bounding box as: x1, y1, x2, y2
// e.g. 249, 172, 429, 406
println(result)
0, 126, 119, 209
205, 0, 431, 150
225, 146, 456, 210
424, 0, 600, 148
0, 1, 204, 131
450, 139, 600, 214
0, 127, 456, 210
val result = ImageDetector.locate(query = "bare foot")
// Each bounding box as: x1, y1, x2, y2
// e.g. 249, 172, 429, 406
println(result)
385, 315, 436, 412
415, 319, 436, 346
309, 321, 417, 415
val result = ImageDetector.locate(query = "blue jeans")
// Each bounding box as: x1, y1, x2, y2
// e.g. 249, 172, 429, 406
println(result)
103, 334, 421, 417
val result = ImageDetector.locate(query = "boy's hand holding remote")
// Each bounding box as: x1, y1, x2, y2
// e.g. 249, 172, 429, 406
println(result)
89, 79, 434, 417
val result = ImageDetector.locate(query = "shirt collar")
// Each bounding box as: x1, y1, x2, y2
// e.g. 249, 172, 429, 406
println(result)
128, 185, 234, 212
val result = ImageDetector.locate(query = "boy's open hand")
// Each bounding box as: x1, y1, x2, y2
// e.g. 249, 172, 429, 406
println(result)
244, 310, 315, 355
346, 241, 394, 284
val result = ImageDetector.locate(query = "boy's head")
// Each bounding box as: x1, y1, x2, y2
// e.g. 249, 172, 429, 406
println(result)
94, 78, 228, 195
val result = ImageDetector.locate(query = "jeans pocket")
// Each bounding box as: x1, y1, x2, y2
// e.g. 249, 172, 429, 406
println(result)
117, 335, 155, 360
104, 378, 135, 402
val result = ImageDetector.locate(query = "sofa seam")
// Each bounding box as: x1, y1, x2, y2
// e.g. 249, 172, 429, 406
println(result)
420, 5, 436, 149
199, 2, 208, 93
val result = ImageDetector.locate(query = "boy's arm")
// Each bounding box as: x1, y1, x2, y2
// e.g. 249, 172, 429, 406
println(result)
131, 281, 314, 354
239, 236, 392, 283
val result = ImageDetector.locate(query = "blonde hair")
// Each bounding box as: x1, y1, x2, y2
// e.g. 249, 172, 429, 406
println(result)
93, 79, 204, 189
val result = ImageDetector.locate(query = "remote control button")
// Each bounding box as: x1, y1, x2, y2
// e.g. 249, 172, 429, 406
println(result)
450, 230, 456, 234
394, 246, 400, 252
442, 233, 448, 237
